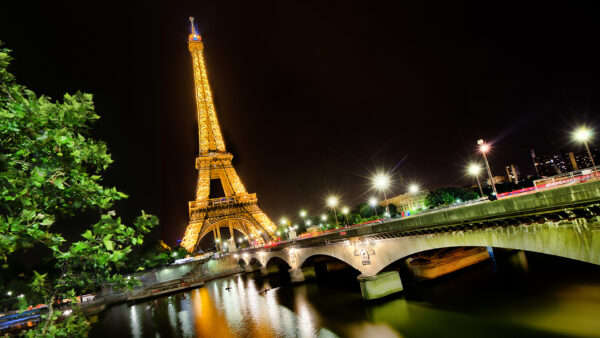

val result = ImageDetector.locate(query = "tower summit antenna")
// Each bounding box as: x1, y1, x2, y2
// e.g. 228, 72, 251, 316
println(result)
189, 17, 200, 41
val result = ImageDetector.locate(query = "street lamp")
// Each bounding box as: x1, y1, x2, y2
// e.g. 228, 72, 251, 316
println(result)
477, 139, 498, 197
373, 173, 391, 218
341, 206, 350, 226
299, 210, 307, 218
369, 197, 379, 219
407, 184, 420, 213
327, 196, 340, 228
468, 163, 484, 196
573, 127, 597, 176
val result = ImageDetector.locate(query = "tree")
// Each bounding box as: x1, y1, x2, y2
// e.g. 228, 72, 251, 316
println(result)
424, 187, 479, 208
0, 44, 158, 336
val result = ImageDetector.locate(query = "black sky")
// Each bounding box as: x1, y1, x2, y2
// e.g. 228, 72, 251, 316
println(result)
2, 1, 600, 245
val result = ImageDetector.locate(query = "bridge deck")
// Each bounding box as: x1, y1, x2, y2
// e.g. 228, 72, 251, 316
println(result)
243, 180, 600, 253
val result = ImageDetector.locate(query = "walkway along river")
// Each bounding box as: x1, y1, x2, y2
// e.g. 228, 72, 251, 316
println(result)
89, 250, 600, 337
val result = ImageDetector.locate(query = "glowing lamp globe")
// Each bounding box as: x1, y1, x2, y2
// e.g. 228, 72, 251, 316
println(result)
574, 127, 592, 142
373, 174, 390, 190
468, 164, 482, 176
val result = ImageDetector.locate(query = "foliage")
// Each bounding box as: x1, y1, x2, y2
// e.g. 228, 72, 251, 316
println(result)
0, 43, 158, 335
128, 242, 190, 270
424, 187, 479, 208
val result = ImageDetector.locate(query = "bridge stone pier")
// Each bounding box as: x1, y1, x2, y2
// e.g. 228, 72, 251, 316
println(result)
232, 181, 600, 300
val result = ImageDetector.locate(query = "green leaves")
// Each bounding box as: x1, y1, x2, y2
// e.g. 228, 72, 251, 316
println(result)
103, 234, 114, 251
0, 43, 159, 335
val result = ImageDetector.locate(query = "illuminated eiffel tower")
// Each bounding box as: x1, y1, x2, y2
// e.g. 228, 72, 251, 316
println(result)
180, 18, 277, 252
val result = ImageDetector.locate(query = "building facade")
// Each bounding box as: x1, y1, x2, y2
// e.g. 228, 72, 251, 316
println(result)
381, 190, 429, 214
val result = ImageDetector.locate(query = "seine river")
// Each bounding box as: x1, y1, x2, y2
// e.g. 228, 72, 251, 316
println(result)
89, 251, 600, 337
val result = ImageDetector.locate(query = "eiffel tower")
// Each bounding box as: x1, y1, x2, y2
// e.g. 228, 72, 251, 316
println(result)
180, 18, 277, 252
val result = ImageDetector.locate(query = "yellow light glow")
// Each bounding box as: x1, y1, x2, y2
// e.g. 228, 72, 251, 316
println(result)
368, 197, 377, 206
299, 210, 307, 217
409, 184, 419, 194
341, 207, 349, 214
327, 196, 339, 207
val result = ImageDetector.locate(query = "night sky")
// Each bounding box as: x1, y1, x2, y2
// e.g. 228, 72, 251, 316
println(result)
2, 1, 599, 245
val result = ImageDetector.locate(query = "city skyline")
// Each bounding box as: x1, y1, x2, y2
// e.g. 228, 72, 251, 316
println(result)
2, 1, 600, 244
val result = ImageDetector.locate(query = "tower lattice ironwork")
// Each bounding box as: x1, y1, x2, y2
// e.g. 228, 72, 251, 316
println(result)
180, 18, 277, 252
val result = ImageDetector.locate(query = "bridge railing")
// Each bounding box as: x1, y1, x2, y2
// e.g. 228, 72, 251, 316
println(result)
234, 180, 600, 253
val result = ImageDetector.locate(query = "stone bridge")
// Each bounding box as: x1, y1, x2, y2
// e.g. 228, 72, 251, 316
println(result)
228, 181, 600, 300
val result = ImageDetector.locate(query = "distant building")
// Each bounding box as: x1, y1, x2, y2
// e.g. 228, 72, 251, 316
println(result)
504, 164, 520, 183
573, 147, 600, 170
487, 175, 506, 185
530, 149, 538, 175
532, 147, 600, 178
567, 152, 578, 171
381, 190, 429, 213
534, 152, 568, 177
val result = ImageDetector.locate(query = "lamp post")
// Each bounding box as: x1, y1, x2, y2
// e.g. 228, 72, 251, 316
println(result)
373, 173, 391, 218
369, 197, 379, 219
477, 139, 498, 197
468, 163, 484, 196
280, 217, 288, 240
321, 214, 328, 229
573, 127, 597, 177
341, 206, 350, 226
408, 184, 419, 212
299, 210, 307, 232
327, 196, 340, 228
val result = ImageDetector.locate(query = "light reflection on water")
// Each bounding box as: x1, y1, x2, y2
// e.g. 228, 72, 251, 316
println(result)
89, 253, 600, 338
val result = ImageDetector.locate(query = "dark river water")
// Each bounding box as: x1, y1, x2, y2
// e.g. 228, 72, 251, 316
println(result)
89, 251, 600, 338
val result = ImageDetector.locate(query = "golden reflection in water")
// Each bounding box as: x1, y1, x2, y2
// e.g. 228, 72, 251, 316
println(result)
188, 276, 286, 338
191, 286, 235, 337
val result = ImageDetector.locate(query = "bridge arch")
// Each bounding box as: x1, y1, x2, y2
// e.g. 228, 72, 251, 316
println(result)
368, 220, 599, 275
265, 255, 292, 269
248, 257, 263, 268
